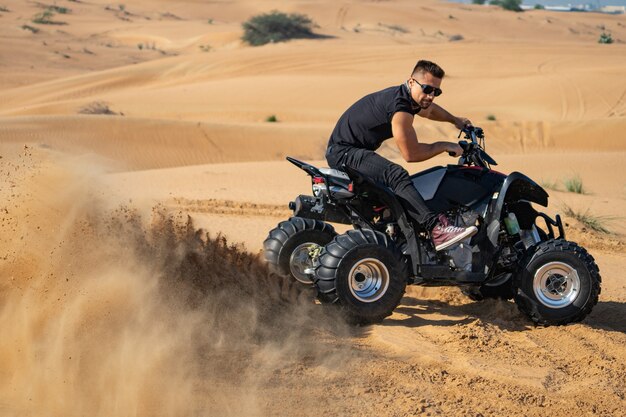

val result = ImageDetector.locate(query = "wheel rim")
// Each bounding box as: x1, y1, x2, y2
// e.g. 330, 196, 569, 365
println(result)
289, 242, 319, 284
348, 258, 390, 303
533, 261, 581, 308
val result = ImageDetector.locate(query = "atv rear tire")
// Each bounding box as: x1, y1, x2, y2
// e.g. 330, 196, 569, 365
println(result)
263, 217, 336, 284
513, 239, 601, 326
315, 229, 408, 325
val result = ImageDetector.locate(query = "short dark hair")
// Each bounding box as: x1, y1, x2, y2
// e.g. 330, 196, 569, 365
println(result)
412, 60, 445, 79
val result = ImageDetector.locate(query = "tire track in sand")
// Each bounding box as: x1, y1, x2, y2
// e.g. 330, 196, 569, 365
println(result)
336, 4, 350, 28
607, 89, 626, 118
539, 59, 586, 121
169, 197, 291, 218
368, 294, 626, 416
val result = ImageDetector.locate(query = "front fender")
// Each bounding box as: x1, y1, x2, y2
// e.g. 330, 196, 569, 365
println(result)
485, 172, 549, 246
500, 172, 548, 207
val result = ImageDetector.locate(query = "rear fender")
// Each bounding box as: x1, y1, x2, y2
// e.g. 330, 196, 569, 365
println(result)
342, 165, 407, 222
287, 156, 341, 205
286, 156, 323, 178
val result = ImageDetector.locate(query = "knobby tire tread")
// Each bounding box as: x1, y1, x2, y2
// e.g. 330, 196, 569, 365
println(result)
513, 239, 601, 326
263, 217, 337, 280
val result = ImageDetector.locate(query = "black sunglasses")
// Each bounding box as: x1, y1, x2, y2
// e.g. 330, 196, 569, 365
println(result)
411, 78, 443, 97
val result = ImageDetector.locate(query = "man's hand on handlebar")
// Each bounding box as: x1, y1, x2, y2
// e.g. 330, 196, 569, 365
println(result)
454, 116, 473, 131
446, 142, 464, 157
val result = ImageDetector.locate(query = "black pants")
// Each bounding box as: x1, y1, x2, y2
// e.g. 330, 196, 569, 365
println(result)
326, 145, 436, 228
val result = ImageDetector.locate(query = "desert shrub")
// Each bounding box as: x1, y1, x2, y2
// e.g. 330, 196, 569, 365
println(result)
562, 204, 614, 234
472, 0, 486, 4
564, 174, 585, 194
378, 22, 409, 34
486, 114, 496, 121
137, 42, 163, 52
199, 44, 211, 52
21, 24, 40, 33
534, 4, 545, 9
598, 32, 613, 44
160, 12, 182, 20
539, 178, 560, 191
242, 11, 315, 46
449, 34, 464, 41
490, 0, 523, 12
0, 6, 10, 12
78, 101, 120, 115
33, 10, 53, 23
265, 115, 278, 122
32, 9, 66, 25
48, 5, 70, 14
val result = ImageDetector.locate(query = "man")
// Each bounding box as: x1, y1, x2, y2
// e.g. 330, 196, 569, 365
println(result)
325, 60, 477, 251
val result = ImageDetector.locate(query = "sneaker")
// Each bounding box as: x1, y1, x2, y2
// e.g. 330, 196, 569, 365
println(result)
431, 214, 478, 251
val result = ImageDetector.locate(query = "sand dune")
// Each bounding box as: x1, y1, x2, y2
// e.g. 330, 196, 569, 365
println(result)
0, 116, 330, 169
1, 0, 626, 416
3, 41, 626, 121
2, 42, 624, 165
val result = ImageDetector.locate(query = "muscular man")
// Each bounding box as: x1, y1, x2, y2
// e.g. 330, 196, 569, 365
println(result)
325, 60, 477, 251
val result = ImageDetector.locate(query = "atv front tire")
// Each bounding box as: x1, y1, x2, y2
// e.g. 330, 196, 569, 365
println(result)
263, 217, 336, 284
513, 239, 601, 326
315, 229, 408, 325
466, 273, 515, 301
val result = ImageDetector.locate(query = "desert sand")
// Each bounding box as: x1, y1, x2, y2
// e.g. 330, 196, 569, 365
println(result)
1, 0, 625, 416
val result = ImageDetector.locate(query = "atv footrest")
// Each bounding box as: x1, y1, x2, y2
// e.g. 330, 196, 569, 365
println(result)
418, 265, 485, 284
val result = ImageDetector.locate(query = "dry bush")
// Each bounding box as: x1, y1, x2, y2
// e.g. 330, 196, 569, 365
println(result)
242, 11, 316, 46
378, 22, 409, 34
32, 9, 67, 25
78, 101, 120, 115
564, 174, 586, 194
22, 24, 40, 33
539, 178, 560, 191
562, 204, 616, 234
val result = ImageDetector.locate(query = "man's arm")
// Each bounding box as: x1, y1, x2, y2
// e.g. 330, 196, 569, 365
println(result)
391, 112, 461, 163
418, 103, 471, 130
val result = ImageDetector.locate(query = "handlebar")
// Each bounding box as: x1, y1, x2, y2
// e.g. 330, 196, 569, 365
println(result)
449, 126, 496, 168
457, 125, 484, 142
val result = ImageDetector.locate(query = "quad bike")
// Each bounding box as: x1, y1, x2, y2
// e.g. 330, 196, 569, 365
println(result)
263, 127, 601, 325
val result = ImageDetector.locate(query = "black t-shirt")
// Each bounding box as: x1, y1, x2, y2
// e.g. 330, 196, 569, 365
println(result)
327, 83, 421, 151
